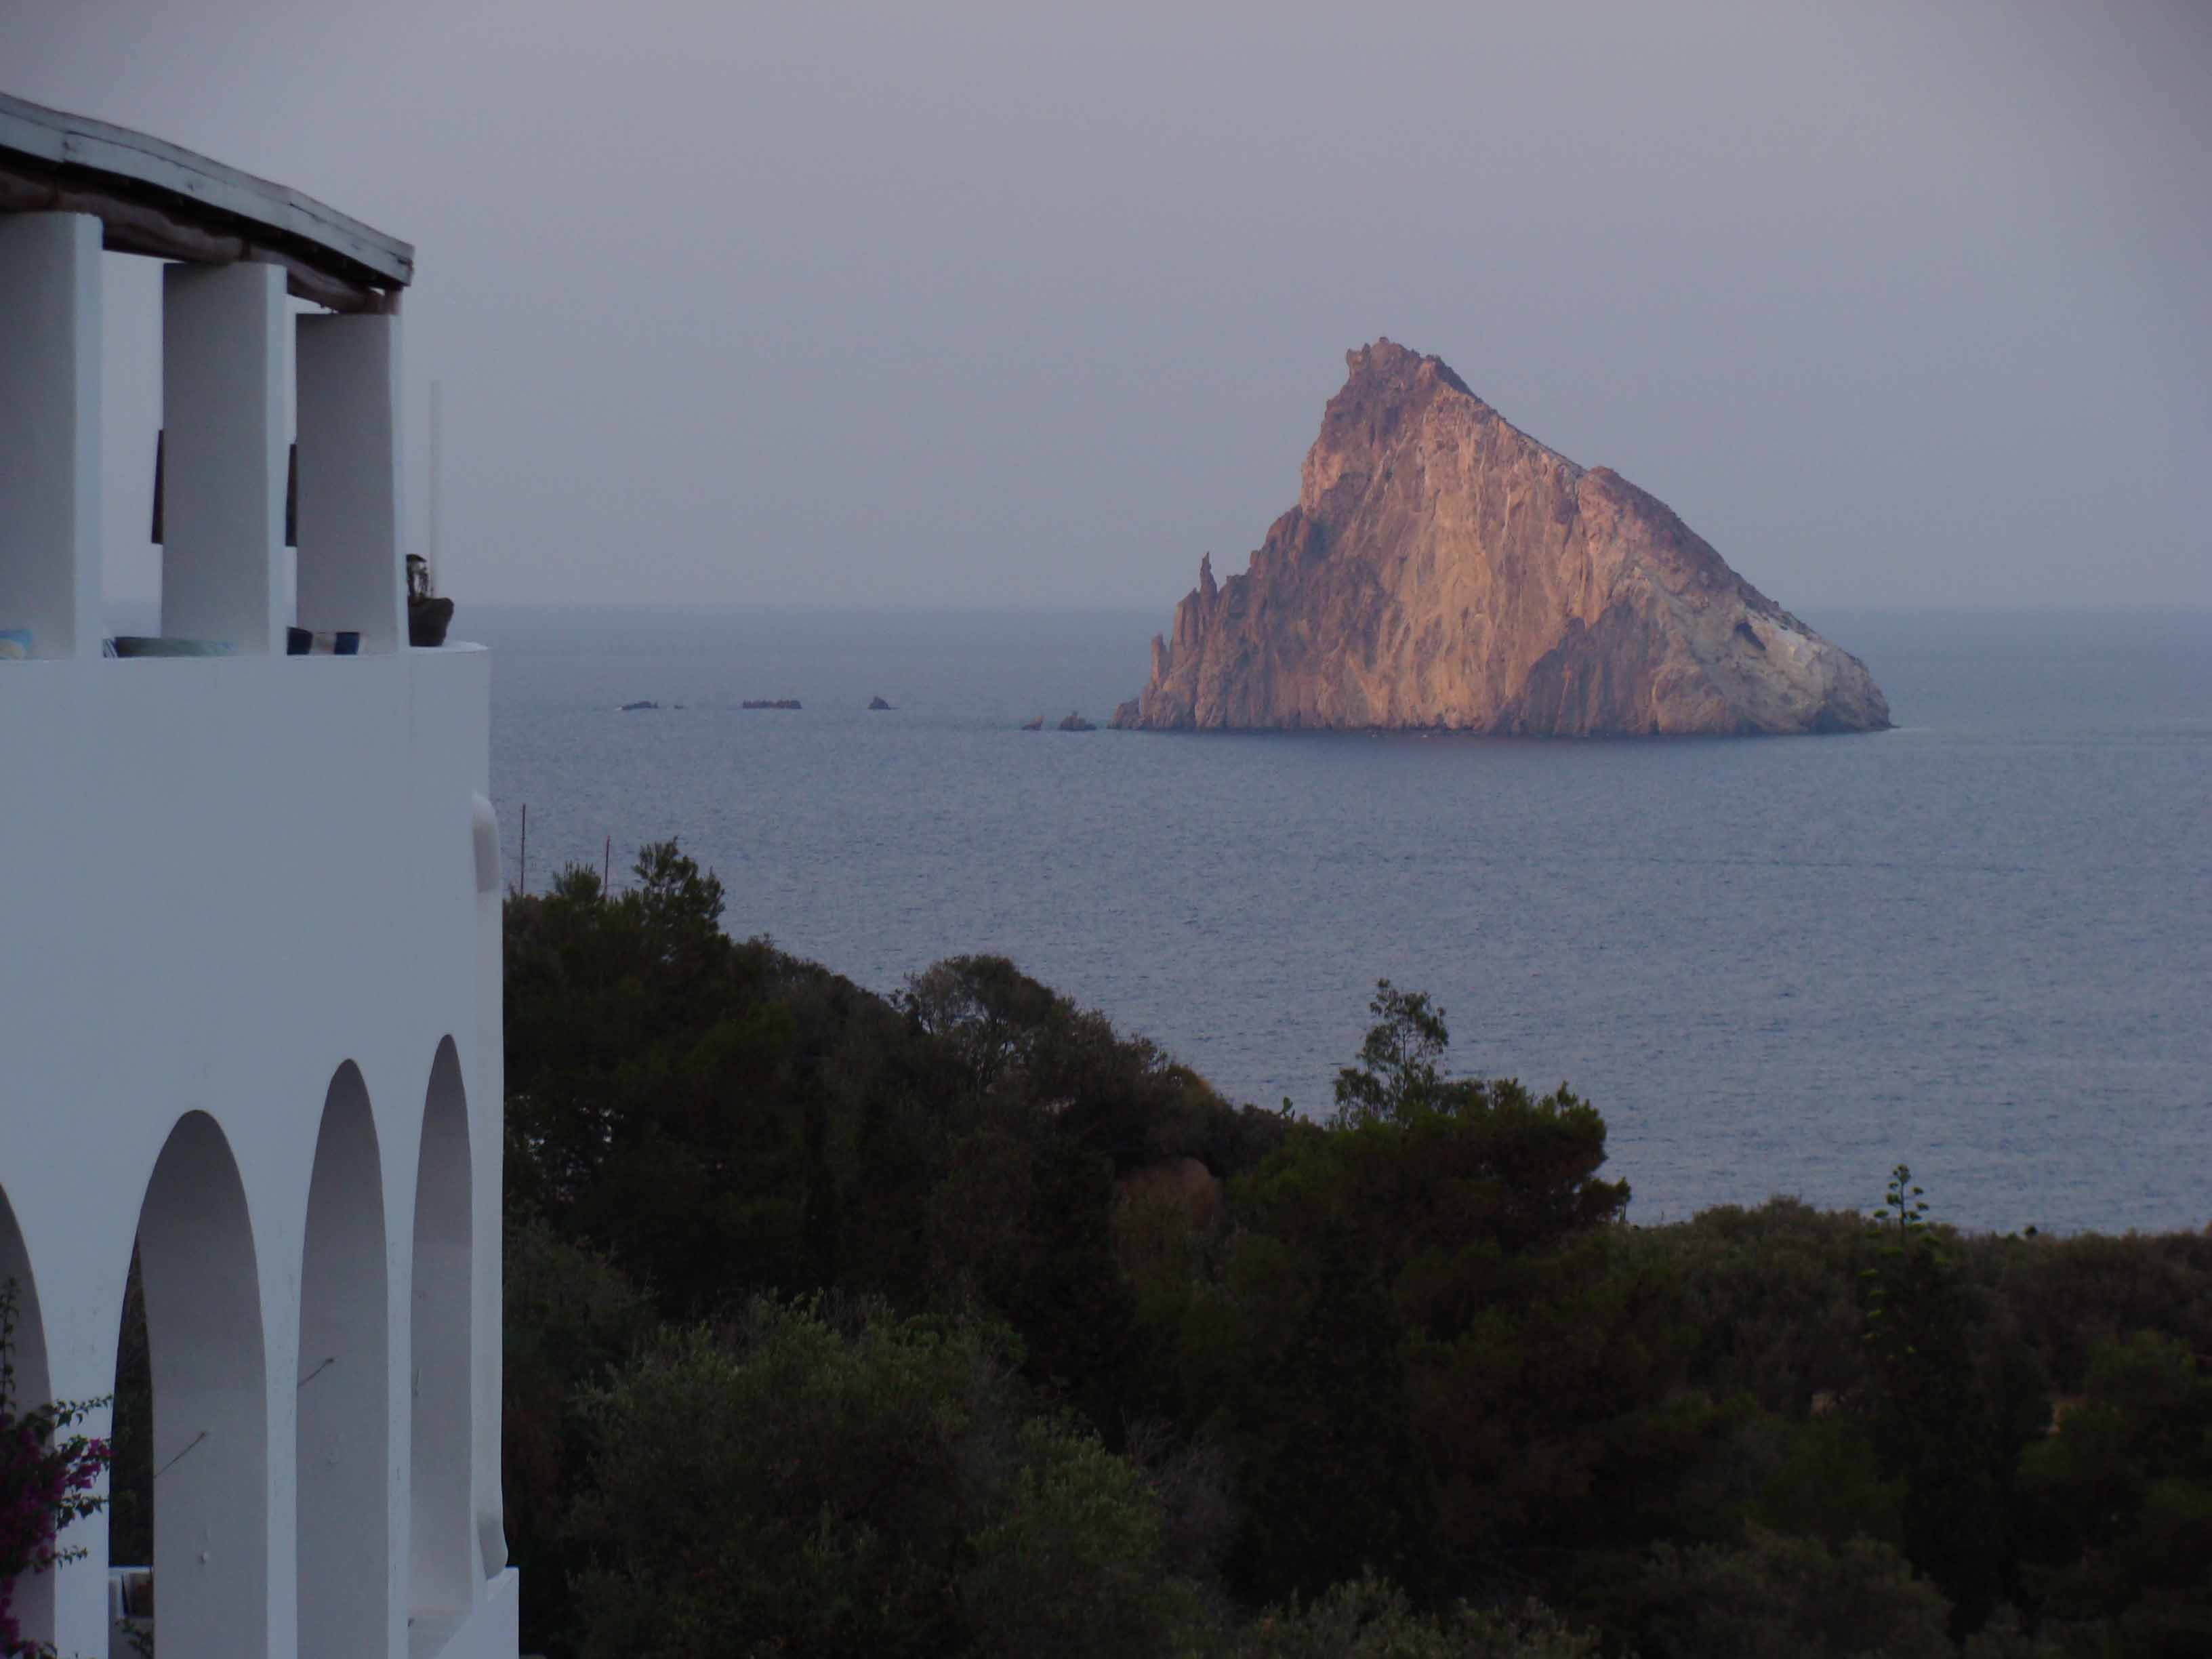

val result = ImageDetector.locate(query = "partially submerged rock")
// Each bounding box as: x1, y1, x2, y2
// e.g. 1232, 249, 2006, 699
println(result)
1113, 340, 1890, 736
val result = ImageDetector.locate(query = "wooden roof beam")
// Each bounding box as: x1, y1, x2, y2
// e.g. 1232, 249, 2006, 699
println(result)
0, 94, 411, 311
0, 159, 395, 314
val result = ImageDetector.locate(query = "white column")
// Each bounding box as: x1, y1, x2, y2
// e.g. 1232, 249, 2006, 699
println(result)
0, 213, 102, 659
161, 262, 289, 654
296, 314, 406, 653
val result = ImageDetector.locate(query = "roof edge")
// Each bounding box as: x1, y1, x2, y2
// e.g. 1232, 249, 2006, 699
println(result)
0, 91, 413, 300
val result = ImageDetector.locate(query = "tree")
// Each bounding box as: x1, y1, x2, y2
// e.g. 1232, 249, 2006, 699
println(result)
1205, 1220, 1440, 1602
2015, 1330, 2212, 1654
1329, 980, 1451, 1128
1229, 986, 1672, 1601
1235, 1572, 1601, 1659
1858, 1166, 2011, 1635
906, 954, 1284, 1179
961, 1419, 1211, 1658
500, 1216, 657, 1657
566, 1298, 1209, 1658
1638, 1525, 1953, 1659
506, 840, 953, 1317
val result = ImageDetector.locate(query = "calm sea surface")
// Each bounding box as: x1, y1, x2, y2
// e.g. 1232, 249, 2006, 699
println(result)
474, 604, 2209, 1235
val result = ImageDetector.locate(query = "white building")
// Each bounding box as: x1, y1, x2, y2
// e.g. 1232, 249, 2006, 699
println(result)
0, 94, 516, 1658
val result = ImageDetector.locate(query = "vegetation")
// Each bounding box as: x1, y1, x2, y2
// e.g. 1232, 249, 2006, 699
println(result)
503, 841, 2212, 1658
0, 1282, 110, 1659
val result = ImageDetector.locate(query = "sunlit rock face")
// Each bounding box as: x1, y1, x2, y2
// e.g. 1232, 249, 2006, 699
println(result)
1112, 340, 1890, 736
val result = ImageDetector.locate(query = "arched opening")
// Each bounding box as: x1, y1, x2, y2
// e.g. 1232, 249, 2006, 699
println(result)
298, 1063, 389, 1659
134, 1111, 268, 1656
0, 1183, 56, 1649
411, 1038, 472, 1616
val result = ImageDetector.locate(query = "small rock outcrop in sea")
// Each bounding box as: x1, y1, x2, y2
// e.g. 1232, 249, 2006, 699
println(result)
1058, 712, 1097, 732
868, 696, 895, 710
1111, 340, 1890, 737
741, 698, 802, 711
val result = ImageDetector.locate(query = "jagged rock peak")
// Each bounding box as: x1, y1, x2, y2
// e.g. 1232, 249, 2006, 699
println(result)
1111, 340, 1889, 737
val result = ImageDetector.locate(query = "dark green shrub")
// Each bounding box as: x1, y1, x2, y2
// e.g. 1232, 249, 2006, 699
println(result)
2015, 1331, 2212, 1654
1234, 1573, 1600, 1659
565, 1297, 1210, 1658
1622, 1198, 1870, 1412
501, 1214, 657, 1656
961, 1419, 1212, 1658
1965, 1232, 2212, 1395
1638, 1525, 1952, 1659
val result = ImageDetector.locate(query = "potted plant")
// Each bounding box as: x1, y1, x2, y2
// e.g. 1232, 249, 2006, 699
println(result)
407, 555, 454, 648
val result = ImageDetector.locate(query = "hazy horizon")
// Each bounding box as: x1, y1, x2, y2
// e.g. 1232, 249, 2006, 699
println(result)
10, 1, 2207, 617
429, 596, 2212, 619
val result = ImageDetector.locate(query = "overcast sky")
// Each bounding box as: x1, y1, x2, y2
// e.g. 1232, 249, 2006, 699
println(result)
8, 0, 2207, 612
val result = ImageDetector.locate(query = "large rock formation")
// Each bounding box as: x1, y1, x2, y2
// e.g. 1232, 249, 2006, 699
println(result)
1112, 341, 1889, 736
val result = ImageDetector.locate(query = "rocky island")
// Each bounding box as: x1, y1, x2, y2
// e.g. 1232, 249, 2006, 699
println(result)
1112, 340, 1889, 736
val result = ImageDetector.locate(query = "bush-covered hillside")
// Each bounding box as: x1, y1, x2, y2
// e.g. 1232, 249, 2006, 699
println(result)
502, 843, 2212, 1658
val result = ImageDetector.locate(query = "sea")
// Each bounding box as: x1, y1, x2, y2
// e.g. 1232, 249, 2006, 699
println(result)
474, 603, 2209, 1236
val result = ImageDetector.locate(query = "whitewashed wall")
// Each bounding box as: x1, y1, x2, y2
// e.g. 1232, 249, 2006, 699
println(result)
1, 210, 515, 1659
0, 647, 516, 1659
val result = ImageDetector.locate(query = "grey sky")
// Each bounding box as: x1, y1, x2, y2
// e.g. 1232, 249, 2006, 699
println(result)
7, 0, 2207, 612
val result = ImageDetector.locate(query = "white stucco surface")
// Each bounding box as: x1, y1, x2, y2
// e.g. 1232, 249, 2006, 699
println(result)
0, 648, 513, 1658
3, 201, 514, 1658
298, 314, 409, 655
0, 211, 100, 659
159, 260, 290, 655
